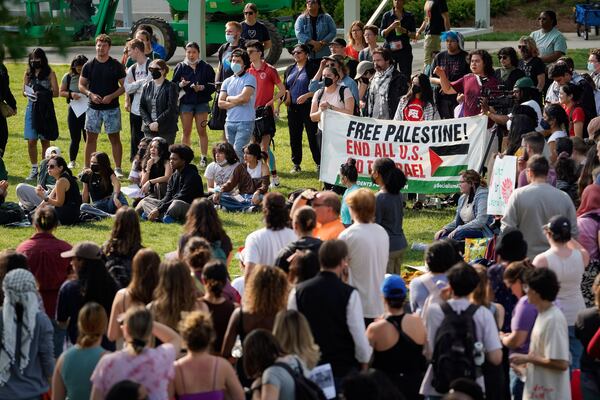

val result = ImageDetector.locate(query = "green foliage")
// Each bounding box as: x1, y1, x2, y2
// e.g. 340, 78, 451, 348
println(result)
0, 61, 453, 275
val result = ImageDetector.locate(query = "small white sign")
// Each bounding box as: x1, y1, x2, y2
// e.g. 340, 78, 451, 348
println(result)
487, 155, 517, 216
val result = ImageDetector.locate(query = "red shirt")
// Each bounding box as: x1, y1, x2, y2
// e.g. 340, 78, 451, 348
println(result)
248, 62, 281, 107
562, 104, 585, 137
403, 98, 425, 121
16, 232, 72, 317
451, 73, 499, 127
345, 45, 360, 60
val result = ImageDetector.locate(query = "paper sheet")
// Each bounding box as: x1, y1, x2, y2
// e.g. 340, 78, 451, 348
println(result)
23, 85, 37, 101
69, 94, 89, 118
121, 184, 144, 199
308, 363, 336, 399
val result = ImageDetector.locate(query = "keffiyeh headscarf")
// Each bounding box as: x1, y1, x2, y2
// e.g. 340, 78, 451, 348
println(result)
0, 269, 40, 385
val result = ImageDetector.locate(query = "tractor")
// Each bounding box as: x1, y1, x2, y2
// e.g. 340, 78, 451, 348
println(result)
17, 0, 298, 64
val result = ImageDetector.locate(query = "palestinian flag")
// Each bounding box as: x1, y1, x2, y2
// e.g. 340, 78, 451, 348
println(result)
429, 144, 469, 177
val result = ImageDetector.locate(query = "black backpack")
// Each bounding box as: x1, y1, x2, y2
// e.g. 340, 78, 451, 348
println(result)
316, 85, 360, 116
273, 360, 327, 400
431, 303, 481, 394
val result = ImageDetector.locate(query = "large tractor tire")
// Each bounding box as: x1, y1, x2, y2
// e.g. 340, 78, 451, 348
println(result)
261, 20, 283, 65
131, 17, 178, 61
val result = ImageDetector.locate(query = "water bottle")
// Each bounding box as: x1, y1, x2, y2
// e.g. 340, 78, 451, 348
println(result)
473, 341, 485, 366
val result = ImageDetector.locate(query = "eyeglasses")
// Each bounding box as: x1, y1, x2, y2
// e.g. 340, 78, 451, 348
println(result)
292, 51, 304, 55
498, 55, 508, 60
47, 164, 56, 169
244, 11, 254, 15
517, 45, 528, 50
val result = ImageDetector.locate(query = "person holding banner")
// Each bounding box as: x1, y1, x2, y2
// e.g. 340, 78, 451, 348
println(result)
393, 73, 436, 121
435, 169, 493, 241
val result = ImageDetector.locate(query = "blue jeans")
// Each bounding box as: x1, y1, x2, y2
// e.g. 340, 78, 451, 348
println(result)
509, 367, 524, 400
569, 325, 583, 370
80, 193, 128, 218
225, 120, 254, 159
581, 369, 600, 400
219, 193, 255, 212
445, 228, 485, 241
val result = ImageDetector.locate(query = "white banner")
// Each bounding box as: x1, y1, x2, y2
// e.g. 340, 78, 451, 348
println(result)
319, 111, 490, 193
487, 155, 517, 216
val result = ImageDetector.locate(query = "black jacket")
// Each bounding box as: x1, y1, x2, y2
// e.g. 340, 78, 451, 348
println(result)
172, 60, 216, 105
157, 164, 204, 213
139, 79, 179, 137
0, 63, 16, 110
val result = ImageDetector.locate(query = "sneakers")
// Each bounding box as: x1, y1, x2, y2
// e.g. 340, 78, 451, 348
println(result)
244, 205, 258, 213
290, 165, 301, 174
25, 166, 38, 181
141, 212, 149, 221
199, 156, 208, 169
162, 215, 176, 224
114, 168, 124, 179
270, 175, 280, 188
68, 161, 76, 169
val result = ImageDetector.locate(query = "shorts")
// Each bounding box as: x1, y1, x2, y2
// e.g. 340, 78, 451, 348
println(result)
253, 107, 276, 141
180, 102, 210, 114
85, 108, 122, 134
423, 34, 442, 66
24, 101, 47, 140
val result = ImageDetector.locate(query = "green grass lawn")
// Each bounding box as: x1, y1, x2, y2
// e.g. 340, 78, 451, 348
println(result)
0, 62, 453, 275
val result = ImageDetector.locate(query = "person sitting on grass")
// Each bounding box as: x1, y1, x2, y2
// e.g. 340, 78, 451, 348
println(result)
80, 151, 128, 219
137, 144, 204, 223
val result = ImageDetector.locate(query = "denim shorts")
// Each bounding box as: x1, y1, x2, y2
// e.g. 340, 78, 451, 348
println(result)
180, 102, 210, 114
85, 108, 122, 134
24, 101, 44, 140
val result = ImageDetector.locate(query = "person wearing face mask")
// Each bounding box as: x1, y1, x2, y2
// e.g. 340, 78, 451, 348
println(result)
218, 49, 257, 160
309, 54, 360, 104
281, 44, 320, 173
517, 37, 546, 96
80, 151, 127, 218
588, 49, 600, 89
59, 54, 88, 168
123, 39, 151, 164
355, 60, 375, 117
309, 66, 355, 126
394, 73, 436, 121
204, 142, 240, 196
216, 21, 246, 86
23, 47, 59, 182
365, 47, 407, 120
430, 31, 470, 119
172, 42, 216, 169
139, 60, 179, 145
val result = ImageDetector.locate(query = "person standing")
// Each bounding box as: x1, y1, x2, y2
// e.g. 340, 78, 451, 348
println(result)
172, 42, 216, 168
328, 38, 359, 81
510, 267, 571, 400
517, 37, 546, 95
588, 48, 600, 89
365, 47, 407, 120
60, 55, 88, 168
0, 45, 16, 158
123, 30, 160, 68
246, 40, 285, 187
380, 0, 416, 78
218, 49, 257, 160
346, 21, 366, 60
241, 3, 271, 51
281, 44, 319, 173
493, 47, 526, 95
429, 31, 469, 119
79, 34, 126, 177
359, 25, 379, 62
139, 60, 179, 145
216, 21, 246, 86
23, 48, 59, 181
294, 0, 336, 60
123, 39, 151, 163
416, 0, 450, 70
530, 10, 567, 64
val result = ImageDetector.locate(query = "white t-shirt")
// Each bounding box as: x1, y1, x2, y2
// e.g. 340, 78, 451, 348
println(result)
312, 84, 352, 129
204, 162, 238, 189
244, 227, 297, 266
547, 130, 567, 144
338, 222, 389, 318
524, 305, 571, 400
124, 60, 151, 116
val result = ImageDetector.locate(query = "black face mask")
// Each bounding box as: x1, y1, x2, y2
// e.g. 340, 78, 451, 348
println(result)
412, 85, 421, 94
150, 69, 162, 80
90, 164, 100, 173
323, 77, 334, 87
30, 60, 41, 70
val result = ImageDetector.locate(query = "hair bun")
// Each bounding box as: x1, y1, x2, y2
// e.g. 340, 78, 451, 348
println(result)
346, 158, 356, 167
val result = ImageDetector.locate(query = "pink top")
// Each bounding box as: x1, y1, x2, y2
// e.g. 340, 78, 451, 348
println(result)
91, 344, 176, 400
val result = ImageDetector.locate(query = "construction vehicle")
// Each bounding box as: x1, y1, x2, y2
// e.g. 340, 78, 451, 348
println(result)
17, 0, 297, 64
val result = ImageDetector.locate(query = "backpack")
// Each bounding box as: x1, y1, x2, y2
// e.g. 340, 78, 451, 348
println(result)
273, 360, 327, 400
105, 255, 132, 289
128, 59, 151, 103
316, 85, 360, 116
431, 302, 481, 394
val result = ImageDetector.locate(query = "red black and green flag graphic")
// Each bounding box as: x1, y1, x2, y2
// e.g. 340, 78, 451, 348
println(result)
429, 144, 470, 177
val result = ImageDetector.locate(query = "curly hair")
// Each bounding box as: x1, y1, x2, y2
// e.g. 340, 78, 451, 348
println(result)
179, 311, 215, 352
243, 264, 288, 316
152, 260, 198, 329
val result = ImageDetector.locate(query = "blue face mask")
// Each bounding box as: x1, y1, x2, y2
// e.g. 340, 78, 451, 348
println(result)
231, 62, 242, 75
588, 62, 596, 73
225, 34, 235, 44
540, 119, 551, 130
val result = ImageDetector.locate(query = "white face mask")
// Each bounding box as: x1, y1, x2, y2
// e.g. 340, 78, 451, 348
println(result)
185, 58, 199, 65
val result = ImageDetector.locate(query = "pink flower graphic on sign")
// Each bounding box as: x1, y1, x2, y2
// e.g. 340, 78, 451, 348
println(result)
501, 177, 513, 203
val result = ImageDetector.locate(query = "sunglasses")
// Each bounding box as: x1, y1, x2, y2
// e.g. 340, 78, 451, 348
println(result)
47, 164, 57, 169
244, 11, 254, 15
292, 51, 304, 55
498, 55, 508, 60
518, 45, 528, 50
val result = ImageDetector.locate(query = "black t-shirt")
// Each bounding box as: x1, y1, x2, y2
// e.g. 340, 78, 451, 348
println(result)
241, 21, 270, 43
81, 57, 126, 110
430, 50, 469, 98
518, 57, 546, 88
80, 172, 113, 202
425, 0, 448, 35
310, 16, 318, 41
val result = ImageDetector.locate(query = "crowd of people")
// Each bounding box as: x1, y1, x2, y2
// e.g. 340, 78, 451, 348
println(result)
1, 1, 600, 400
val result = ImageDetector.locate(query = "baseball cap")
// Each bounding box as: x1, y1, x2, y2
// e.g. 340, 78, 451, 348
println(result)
61, 241, 103, 260
543, 215, 571, 236
355, 60, 375, 80
45, 146, 61, 159
513, 77, 535, 90
381, 274, 407, 299
330, 37, 347, 47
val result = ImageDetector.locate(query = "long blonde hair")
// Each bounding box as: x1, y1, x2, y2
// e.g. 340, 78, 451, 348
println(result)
152, 260, 197, 329
273, 310, 320, 369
